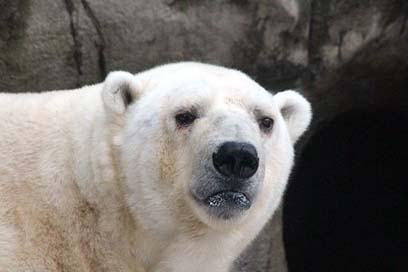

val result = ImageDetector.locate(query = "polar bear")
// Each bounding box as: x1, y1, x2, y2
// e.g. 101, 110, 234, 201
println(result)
0, 62, 311, 272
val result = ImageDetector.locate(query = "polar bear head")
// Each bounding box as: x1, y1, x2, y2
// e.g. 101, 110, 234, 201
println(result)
101, 63, 311, 233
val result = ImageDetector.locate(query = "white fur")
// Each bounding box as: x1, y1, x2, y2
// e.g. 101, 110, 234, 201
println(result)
0, 62, 311, 271
274, 90, 312, 143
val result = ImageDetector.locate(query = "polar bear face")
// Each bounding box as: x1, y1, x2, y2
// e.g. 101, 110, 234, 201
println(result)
102, 63, 311, 233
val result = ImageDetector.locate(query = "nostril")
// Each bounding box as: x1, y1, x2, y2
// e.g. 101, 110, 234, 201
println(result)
236, 153, 259, 179
213, 142, 259, 179
213, 153, 235, 177
239, 156, 259, 178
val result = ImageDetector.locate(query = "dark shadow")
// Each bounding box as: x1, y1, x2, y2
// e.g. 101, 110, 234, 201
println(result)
284, 110, 408, 272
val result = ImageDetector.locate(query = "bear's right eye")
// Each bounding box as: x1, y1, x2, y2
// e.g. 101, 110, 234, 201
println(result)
175, 112, 197, 127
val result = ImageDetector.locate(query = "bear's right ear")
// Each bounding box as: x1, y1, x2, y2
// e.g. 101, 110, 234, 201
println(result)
101, 71, 141, 116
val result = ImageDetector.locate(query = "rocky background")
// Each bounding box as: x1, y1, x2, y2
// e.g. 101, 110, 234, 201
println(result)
1, 0, 407, 271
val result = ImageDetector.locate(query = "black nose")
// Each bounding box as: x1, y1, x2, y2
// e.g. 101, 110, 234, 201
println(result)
213, 142, 259, 179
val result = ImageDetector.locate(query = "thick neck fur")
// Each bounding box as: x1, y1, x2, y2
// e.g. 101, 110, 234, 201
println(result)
0, 87, 145, 270
65, 87, 156, 270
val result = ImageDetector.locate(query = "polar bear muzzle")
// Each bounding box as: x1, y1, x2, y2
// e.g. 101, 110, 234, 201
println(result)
191, 141, 261, 220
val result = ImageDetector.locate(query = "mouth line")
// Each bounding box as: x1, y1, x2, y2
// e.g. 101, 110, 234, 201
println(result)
206, 190, 248, 200
205, 191, 251, 210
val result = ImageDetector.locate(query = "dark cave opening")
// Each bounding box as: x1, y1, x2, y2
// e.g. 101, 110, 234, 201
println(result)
283, 110, 408, 272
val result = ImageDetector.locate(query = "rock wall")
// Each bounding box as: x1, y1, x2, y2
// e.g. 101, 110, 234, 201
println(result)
1, 0, 407, 271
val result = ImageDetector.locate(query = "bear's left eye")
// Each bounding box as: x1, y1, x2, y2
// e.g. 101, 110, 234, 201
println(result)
259, 117, 274, 132
175, 112, 197, 127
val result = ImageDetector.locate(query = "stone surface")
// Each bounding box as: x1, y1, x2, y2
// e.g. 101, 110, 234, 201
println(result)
234, 207, 287, 272
302, 0, 408, 124
1, 0, 407, 271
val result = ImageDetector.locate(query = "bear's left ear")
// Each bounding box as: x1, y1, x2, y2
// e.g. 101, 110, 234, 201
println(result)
102, 71, 141, 116
274, 90, 312, 144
